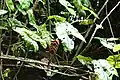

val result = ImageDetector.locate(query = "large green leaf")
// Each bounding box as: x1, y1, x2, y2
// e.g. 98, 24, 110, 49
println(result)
73, 0, 98, 18
113, 44, 120, 52
59, 0, 76, 16
107, 54, 120, 68
0, 10, 8, 15
77, 55, 93, 64
18, 0, 32, 10
55, 22, 86, 51
5, 0, 15, 12
13, 27, 47, 52
27, 9, 36, 27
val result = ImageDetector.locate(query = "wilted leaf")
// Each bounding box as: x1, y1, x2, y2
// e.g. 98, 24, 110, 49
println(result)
5, 0, 15, 12
0, 10, 8, 15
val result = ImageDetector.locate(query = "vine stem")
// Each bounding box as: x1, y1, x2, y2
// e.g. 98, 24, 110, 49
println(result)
71, 0, 109, 65
79, 1, 120, 55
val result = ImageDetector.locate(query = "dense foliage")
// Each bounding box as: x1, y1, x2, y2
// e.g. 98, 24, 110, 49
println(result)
0, 0, 120, 80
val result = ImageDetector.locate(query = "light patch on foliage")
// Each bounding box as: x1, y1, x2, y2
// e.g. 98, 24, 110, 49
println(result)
107, 54, 120, 68
0, 10, 8, 15
13, 27, 48, 52
59, 0, 76, 16
55, 22, 86, 51
92, 59, 118, 80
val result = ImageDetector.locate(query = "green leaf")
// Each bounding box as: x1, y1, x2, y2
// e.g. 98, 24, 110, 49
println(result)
77, 55, 93, 64
81, 5, 99, 18
5, 0, 15, 12
18, 0, 32, 10
27, 9, 36, 26
113, 44, 120, 52
13, 27, 48, 52
79, 19, 94, 25
55, 22, 86, 51
48, 15, 66, 22
94, 37, 115, 49
3, 68, 11, 78
0, 10, 8, 15
59, 0, 76, 16
73, 0, 98, 18
107, 54, 120, 69
8, 18, 23, 27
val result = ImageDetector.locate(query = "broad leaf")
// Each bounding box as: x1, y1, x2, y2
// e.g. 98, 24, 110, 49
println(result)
94, 37, 115, 49
81, 5, 99, 18
113, 44, 120, 52
73, 0, 98, 18
77, 55, 93, 65
92, 59, 118, 80
27, 9, 36, 26
13, 27, 47, 52
5, 0, 15, 12
107, 54, 120, 68
18, 0, 32, 10
55, 22, 86, 51
59, 0, 76, 16
0, 10, 8, 15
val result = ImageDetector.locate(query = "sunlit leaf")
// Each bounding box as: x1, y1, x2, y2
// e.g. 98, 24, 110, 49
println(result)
5, 0, 15, 12
79, 19, 94, 25
3, 68, 11, 78
113, 44, 120, 52
55, 22, 86, 51
107, 54, 120, 68
77, 55, 93, 65
73, 0, 98, 18
8, 18, 23, 27
94, 37, 115, 49
59, 0, 76, 16
27, 9, 36, 26
0, 10, 8, 15
92, 59, 118, 80
81, 5, 99, 18
48, 15, 66, 22
13, 27, 48, 52
18, 0, 32, 10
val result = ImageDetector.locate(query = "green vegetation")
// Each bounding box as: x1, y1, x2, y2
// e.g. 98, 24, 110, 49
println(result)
0, 0, 120, 80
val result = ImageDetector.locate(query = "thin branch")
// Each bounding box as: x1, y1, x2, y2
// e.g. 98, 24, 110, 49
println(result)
71, 0, 109, 65
0, 55, 89, 73
28, 63, 89, 77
